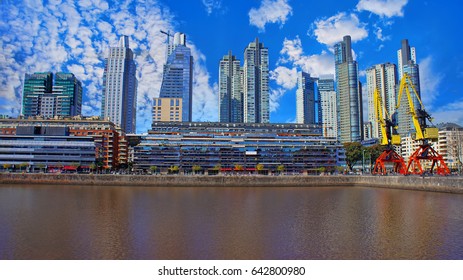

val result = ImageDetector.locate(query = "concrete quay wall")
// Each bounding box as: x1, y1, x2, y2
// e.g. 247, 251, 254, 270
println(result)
1, 173, 463, 194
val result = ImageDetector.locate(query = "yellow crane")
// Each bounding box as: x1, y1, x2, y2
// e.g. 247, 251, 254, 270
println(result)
372, 88, 407, 175
396, 73, 450, 175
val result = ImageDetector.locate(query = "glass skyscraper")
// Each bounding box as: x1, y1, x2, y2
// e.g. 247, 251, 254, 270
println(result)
318, 75, 338, 138
243, 38, 269, 123
396, 39, 421, 136
156, 32, 194, 122
219, 51, 243, 123
366, 63, 397, 139
101, 36, 137, 133
22, 72, 82, 118
334, 35, 363, 143
296, 71, 317, 124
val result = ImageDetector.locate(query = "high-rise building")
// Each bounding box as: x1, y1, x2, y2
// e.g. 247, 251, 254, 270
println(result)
219, 51, 243, 123
22, 72, 82, 118
334, 35, 363, 143
318, 75, 338, 138
396, 39, 421, 136
296, 71, 317, 124
366, 63, 397, 139
154, 32, 194, 123
101, 35, 138, 133
243, 38, 269, 123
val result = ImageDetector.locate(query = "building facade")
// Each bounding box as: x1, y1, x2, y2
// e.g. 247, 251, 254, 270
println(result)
101, 36, 137, 133
243, 38, 269, 123
296, 71, 317, 124
318, 75, 337, 139
219, 51, 243, 123
0, 117, 126, 169
154, 32, 194, 122
366, 63, 397, 139
435, 125, 463, 170
134, 122, 344, 173
0, 126, 96, 172
397, 39, 421, 136
334, 35, 363, 143
22, 72, 82, 118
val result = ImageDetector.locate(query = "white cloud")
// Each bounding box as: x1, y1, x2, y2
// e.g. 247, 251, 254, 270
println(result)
374, 26, 391, 41
278, 37, 335, 77
311, 12, 368, 47
202, 0, 222, 15
249, 0, 293, 32
270, 66, 298, 90
0, 0, 217, 133
431, 99, 463, 126
419, 56, 443, 110
357, 0, 408, 18
269, 88, 286, 113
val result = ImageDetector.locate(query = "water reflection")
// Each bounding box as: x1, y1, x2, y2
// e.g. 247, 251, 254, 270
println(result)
0, 185, 462, 259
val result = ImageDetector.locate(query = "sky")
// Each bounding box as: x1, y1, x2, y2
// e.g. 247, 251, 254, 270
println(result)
1, 0, 462, 133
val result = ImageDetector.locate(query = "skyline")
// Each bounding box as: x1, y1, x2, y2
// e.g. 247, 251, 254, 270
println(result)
1, 0, 462, 133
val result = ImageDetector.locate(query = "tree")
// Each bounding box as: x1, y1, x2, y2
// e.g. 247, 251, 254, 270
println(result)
212, 164, 221, 170
36, 164, 46, 173
366, 144, 385, 170
277, 165, 285, 174
169, 165, 179, 174
317, 167, 326, 174
89, 163, 97, 171
19, 162, 29, 172
343, 142, 363, 171
3, 163, 11, 171
234, 164, 244, 171
149, 166, 158, 174
192, 165, 202, 174
256, 163, 264, 171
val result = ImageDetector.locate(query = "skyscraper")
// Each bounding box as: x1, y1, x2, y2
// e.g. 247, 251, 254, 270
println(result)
153, 32, 193, 123
219, 51, 243, 123
101, 35, 137, 133
366, 63, 397, 139
243, 38, 269, 123
296, 71, 317, 124
334, 35, 363, 143
318, 75, 338, 138
22, 72, 82, 118
396, 39, 421, 136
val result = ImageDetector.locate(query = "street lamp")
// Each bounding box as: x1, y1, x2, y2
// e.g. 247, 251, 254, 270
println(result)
362, 149, 365, 174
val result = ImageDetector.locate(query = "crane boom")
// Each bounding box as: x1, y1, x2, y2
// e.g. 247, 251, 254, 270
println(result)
396, 73, 449, 175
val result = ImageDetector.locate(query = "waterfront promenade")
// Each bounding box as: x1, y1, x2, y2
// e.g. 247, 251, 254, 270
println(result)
1, 173, 463, 194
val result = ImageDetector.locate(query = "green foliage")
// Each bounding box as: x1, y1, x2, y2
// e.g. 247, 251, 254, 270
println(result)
256, 163, 264, 171
71, 162, 81, 167
212, 164, 221, 170
343, 142, 363, 171
366, 144, 385, 167
3, 163, 11, 170
169, 165, 179, 173
150, 166, 158, 172
89, 163, 97, 170
192, 165, 202, 172
277, 165, 285, 172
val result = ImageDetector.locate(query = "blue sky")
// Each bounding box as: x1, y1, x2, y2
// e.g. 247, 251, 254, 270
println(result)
1, 0, 462, 133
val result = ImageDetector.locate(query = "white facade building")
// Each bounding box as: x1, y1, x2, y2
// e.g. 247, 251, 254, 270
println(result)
296, 71, 317, 124
101, 36, 138, 133
366, 63, 397, 139
318, 75, 337, 138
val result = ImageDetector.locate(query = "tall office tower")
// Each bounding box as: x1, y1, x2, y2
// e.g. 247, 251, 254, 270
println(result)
219, 51, 243, 123
366, 63, 397, 139
334, 35, 363, 143
296, 71, 317, 124
154, 32, 194, 123
318, 75, 338, 138
397, 39, 416, 80
396, 39, 421, 136
101, 35, 138, 133
22, 72, 82, 118
53, 72, 82, 117
243, 38, 269, 123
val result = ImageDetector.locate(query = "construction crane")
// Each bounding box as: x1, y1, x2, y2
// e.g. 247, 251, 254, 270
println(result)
160, 30, 173, 44
396, 73, 450, 175
372, 88, 407, 175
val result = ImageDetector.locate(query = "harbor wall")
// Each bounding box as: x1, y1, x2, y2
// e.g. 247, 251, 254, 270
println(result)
1, 173, 463, 194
